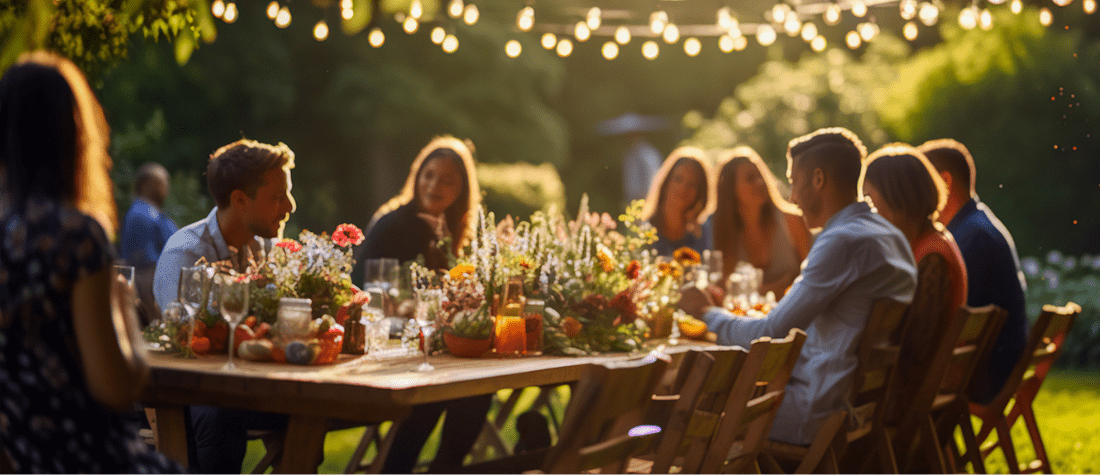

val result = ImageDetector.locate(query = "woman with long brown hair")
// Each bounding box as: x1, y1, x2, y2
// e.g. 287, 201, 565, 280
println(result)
0, 51, 181, 473
712, 147, 811, 296
641, 146, 715, 256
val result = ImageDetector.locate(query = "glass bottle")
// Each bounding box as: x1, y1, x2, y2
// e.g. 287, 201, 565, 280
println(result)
523, 299, 545, 355
494, 276, 526, 355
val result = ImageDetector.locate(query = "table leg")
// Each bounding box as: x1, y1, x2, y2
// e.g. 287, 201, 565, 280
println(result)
276, 415, 328, 474
151, 405, 189, 469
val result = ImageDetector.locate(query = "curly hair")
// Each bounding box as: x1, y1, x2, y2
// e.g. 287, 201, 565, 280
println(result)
206, 139, 295, 209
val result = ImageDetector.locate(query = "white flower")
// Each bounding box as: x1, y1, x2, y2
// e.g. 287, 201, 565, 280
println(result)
1042, 269, 1060, 291
1021, 257, 1041, 277
1046, 250, 1063, 266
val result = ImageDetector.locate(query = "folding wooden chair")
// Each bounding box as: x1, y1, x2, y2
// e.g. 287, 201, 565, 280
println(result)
760, 299, 909, 474
458, 355, 671, 474
965, 302, 1080, 474
891, 305, 1005, 473
700, 328, 807, 474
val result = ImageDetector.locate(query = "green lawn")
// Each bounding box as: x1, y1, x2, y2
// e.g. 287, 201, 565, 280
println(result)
242, 371, 1099, 474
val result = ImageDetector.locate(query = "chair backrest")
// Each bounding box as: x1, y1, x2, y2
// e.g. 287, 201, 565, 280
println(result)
699, 328, 808, 474
983, 302, 1080, 410
846, 299, 909, 437
649, 347, 749, 474
543, 355, 670, 474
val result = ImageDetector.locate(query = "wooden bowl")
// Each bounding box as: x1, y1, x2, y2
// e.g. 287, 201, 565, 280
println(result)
443, 332, 493, 358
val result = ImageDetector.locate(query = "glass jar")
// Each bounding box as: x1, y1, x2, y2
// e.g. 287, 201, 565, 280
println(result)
523, 299, 545, 355
277, 297, 313, 341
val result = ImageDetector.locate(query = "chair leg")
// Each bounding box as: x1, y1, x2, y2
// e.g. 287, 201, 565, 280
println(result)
1020, 404, 1051, 474
875, 428, 899, 474
918, 415, 947, 474
792, 412, 847, 474
366, 421, 402, 474
252, 434, 284, 474
343, 425, 378, 474
991, 416, 1021, 474
960, 413, 987, 474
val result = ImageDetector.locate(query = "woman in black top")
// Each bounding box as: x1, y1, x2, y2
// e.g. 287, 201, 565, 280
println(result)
363, 136, 490, 473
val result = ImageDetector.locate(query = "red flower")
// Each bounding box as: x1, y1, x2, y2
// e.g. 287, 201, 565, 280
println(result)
333, 223, 365, 247
275, 239, 303, 253
625, 260, 641, 280
610, 290, 639, 325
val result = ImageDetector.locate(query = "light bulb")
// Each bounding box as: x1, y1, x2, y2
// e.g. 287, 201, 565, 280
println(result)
223, 2, 237, 23
275, 6, 291, 27
989, 0, 1006, 4
846, 30, 862, 49
431, 27, 446, 44
900, 0, 918, 20
642, 40, 659, 59
811, 35, 827, 51
266, 1, 279, 20
602, 41, 619, 60
556, 38, 573, 57
341, 0, 352, 9
684, 37, 701, 56
505, 40, 522, 57
314, 20, 329, 40
650, 11, 668, 34
801, 22, 818, 42
1011, 0, 1023, 14
575, 22, 591, 41
1039, 8, 1053, 25
756, 24, 777, 46
979, 9, 994, 29
615, 26, 631, 44
852, 0, 868, 17
342, 7, 353, 20
517, 8, 534, 31
1052, 0, 1072, 6
719, 34, 735, 52
772, 4, 790, 23
403, 17, 418, 34
463, 4, 479, 25
784, 16, 802, 36
541, 33, 557, 49
734, 35, 748, 50
958, 7, 978, 30
919, 3, 939, 26
663, 23, 680, 43
825, 3, 842, 25
718, 7, 733, 29
410, 0, 423, 19
1085, 0, 1097, 13
442, 34, 459, 53
903, 21, 919, 40
212, 0, 225, 18
369, 28, 385, 47
448, 0, 464, 18
587, 7, 601, 29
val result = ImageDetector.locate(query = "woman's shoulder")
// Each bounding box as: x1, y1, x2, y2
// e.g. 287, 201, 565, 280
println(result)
368, 202, 420, 234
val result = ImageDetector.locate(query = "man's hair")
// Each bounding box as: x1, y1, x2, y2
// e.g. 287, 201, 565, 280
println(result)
863, 144, 947, 234
786, 127, 867, 196
917, 138, 976, 197
134, 162, 168, 196
206, 139, 295, 208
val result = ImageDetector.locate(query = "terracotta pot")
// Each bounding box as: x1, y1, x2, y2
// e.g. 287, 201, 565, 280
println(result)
444, 332, 493, 358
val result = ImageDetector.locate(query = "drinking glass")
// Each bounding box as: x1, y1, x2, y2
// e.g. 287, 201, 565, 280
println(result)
414, 289, 443, 372
217, 274, 250, 371
703, 250, 724, 284
113, 264, 135, 288
362, 288, 387, 355
178, 266, 208, 320
364, 258, 400, 316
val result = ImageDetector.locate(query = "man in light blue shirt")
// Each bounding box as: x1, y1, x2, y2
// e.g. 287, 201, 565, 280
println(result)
153, 139, 296, 473
120, 162, 177, 321
679, 128, 917, 446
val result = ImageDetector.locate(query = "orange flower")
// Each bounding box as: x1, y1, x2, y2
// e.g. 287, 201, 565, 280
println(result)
673, 247, 701, 266
658, 262, 683, 279
449, 264, 477, 280
562, 317, 583, 338
625, 260, 641, 280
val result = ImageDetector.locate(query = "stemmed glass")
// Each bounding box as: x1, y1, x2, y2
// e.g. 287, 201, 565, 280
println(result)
217, 274, 250, 371
178, 266, 207, 320
414, 289, 443, 372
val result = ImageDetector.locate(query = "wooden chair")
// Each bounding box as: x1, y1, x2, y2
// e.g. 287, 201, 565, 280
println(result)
891, 305, 1006, 473
458, 355, 670, 474
700, 328, 807, 474
630, 347, 750, 474
760, 299, 909, 474
468, 383, 568, 464
964, 302, 1080, 474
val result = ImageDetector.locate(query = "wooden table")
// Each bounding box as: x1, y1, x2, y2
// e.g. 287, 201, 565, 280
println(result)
141, 341, 710, 473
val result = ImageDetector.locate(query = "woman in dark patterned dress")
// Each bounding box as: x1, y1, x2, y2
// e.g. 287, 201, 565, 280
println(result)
0, 51, 182, 473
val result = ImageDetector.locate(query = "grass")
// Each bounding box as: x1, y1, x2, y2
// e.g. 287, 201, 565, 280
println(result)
242, 371, 1099, 474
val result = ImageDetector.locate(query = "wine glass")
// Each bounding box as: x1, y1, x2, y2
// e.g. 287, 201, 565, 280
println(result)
178, 266, 207, 320
217, 274, 250, 371
414, 289, 443, 372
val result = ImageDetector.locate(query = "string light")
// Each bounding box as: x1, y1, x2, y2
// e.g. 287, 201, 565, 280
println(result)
342, 6, 354, 20
556, 38, 573, 57
733, 35, 748, 50
602, 41, 619, 59
979, 9, 994, 29
852, 0, 868, 18
662, 23, 680, 43
587, 7, 601, 30
811, 35, 827, 51
463, 4, 479, 25
1052, 0, 1072, 6
903, 21, 919, 40
642, 40, 659, 59
369, 27, 385, 47
1086, 0, 1097, 13
505, 40, 522, 57
1010, 0, 1023, 14
858, 22, 879, 41
1039, 7, 1053, 26
846, 31, 862, 48
575, 22, 591, 41
517, 7, 534, 31
431, 26, 446, 44
275, 6, 291, 27
684, 37, 701, 56
719, 34, 735, 52
919, 3, 940, 26
223, 2, 237, 23
824, 3, 843, 25
756, 24, 777, 46
314, 20, 329, 40
989, 0, 1006, 4
442, 34, 459, 53
784, 16, 802, 36
403, 17, 419, 34
717, 7, 733, 29
212, 0, 225, 18
615, 26, 631, 45
650, 11, 668, 34
772, 3, 791, 23
541, 32, 557, 49
410, 0, 423, 19
801, 22, 818, 42
900, 0, 918, 20
266, 1, 279, 20
448, 0, 464, 18
959, 6, 978, 30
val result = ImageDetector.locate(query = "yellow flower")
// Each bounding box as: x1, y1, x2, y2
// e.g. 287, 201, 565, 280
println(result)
673, 247, 701, 266
596, 245, 615, 273
449, 264, 476, 280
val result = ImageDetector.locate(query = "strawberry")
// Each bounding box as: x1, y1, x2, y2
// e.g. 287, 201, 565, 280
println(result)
253, 322, 271, 339
234, 324, 257, 353
191, 336, 211, 355
244, 316, 258, 328
207, 320, 230, 352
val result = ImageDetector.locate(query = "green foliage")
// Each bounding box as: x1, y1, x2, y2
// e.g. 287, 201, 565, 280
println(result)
876, 8, 1100, 255
0, 0, 216, 80
1021, 252, 1100, 369
477, 161, 566, 221
683, 36, 908, 181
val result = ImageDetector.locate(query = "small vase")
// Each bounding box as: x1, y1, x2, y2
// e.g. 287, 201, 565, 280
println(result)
444, 332, 493, 358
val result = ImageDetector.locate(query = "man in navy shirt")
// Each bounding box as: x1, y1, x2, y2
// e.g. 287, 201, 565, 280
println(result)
920, 138, 1028, 404
120, 162, 177, 322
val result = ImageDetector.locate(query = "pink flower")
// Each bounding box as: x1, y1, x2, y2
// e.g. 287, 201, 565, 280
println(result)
332, 223, 365, 247
275, 239, 302, 253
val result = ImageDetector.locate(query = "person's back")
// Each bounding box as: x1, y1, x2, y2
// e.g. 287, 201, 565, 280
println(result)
920, 139, 1027, 404
122, 162, 177, 322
